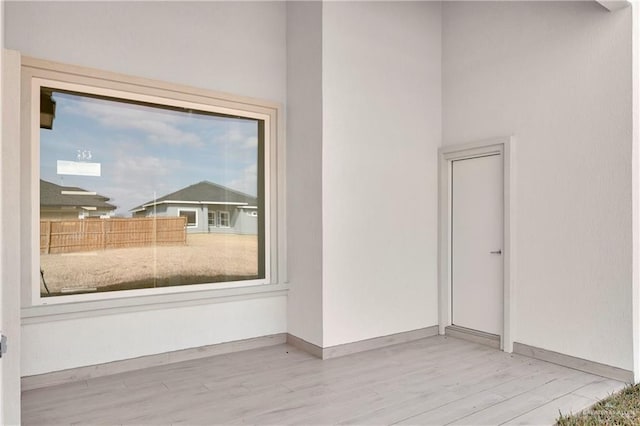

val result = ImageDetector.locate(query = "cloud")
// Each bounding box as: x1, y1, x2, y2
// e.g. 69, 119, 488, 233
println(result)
244, 136, 258, 149
224, 127, 246, 143
227, 163, 258, 197
58, 94, 204, 148
213, 120, 259, 149
104, 151, 184, 214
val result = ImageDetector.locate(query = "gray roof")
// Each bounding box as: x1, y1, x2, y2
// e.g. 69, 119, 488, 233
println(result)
40, 179, 116, 210
131, 181, 257, 211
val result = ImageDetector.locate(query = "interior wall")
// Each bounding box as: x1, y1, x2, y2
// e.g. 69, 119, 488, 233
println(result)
321, 1, 442, 347
5, 1, 286, 103
285, 1, 324, 346
442, 1, 633, 369
22, 297, 286, 376
2, 45, 24, 426
5, 0, 635, 376
5, 1, 288, 375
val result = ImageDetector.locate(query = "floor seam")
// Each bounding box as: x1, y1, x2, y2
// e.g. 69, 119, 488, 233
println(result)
496, 380, 603, 425
391, 371, 552, 425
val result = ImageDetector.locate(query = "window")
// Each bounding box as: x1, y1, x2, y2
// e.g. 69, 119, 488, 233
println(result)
219, 211, 230, 228
178, 209, 197, 228
208, 211, 217, 227
25, 57, 281, 305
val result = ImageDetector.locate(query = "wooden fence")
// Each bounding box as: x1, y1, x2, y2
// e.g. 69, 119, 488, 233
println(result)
40, 217, 187, 254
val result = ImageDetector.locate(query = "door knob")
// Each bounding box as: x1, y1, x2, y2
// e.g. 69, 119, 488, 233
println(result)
490, 250, 502, 255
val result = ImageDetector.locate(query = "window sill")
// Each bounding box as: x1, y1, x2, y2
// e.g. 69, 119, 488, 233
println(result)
21, 283, 289, 324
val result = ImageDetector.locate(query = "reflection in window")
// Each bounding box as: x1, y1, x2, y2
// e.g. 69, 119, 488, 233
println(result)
219, 211, 231, 228
39, 88, 265, 297
178, 210, 197, 227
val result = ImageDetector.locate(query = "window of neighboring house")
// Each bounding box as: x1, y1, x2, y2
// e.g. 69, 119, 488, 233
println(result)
219, 211, 230, 228
208, 211, 217, 227
178, 209, 197, 228
26, 58, 279, 305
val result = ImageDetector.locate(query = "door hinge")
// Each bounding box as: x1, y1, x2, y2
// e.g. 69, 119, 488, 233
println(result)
0, 334, 7, 358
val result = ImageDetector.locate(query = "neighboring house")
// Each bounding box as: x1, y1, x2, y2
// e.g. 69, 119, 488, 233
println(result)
130, 180, 258, 235
40, 179, 116, 220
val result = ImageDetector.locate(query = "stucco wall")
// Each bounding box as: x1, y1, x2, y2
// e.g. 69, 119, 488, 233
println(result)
285, 1, 324, 347
5, 1, 286, 104
6, 0, 287, 376
442, 1, 633, 369
321, 1, 442, 347
4, 0, 636, 378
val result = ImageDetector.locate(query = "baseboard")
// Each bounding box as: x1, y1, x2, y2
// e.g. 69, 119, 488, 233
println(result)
323, 326, 440, 359
513, 342, 633, 383
287, 326, 439, 360
21, 333, 287, 391
445, 325, 501, 349
286, 334, 323, 358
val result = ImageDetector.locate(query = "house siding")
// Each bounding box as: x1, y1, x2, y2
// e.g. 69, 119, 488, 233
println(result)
132, 204, 257, 235
158, 205, 257, 235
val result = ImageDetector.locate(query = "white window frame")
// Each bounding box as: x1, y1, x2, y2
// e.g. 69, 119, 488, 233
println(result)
178, 208, 198, 228
218, 211, 230, 228
21, 57, 287, 316
208, 211, 217, 227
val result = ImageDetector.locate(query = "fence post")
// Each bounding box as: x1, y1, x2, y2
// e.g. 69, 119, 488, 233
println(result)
102, 220, 107, 250
46, 221, 52, 254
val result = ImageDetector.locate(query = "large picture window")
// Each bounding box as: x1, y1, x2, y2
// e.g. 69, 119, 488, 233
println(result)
25, 62, 279, 305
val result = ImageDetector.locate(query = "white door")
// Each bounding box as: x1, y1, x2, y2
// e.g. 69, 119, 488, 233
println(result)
451, 154, 503, 336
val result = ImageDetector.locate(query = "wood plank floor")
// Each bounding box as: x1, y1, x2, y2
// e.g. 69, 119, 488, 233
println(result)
21, 336, 625, 425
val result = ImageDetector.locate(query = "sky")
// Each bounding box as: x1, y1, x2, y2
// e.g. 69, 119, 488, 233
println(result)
40, 90, 259, 216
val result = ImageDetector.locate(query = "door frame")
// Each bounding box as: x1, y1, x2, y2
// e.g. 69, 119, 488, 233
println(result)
438, 136, 515, 352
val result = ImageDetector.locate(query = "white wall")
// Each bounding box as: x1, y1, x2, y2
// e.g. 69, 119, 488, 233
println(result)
22, 297, 286, 376
321, 1, 442, 347
1, 49, 23, 423
5, 1, 286, 104
2, 33, 25, 426
5, 0, 635, 377
286, 1, 324, 346
442, 1, 633, 369
5, 1, 288, 375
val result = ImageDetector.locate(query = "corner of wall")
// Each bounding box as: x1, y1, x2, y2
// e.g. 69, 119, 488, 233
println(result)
285, 0, 324, 348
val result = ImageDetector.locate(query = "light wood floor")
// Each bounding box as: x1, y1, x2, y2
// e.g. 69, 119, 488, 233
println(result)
21, 336, 625, 425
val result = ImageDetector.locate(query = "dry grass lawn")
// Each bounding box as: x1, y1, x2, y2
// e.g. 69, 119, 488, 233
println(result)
556, 384, 640, 425
40, 233, 258, 295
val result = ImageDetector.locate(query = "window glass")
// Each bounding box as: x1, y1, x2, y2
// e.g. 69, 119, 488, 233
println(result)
39, 88, 265, 297
219, 211, 231, 228
179, 210, 197, 227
